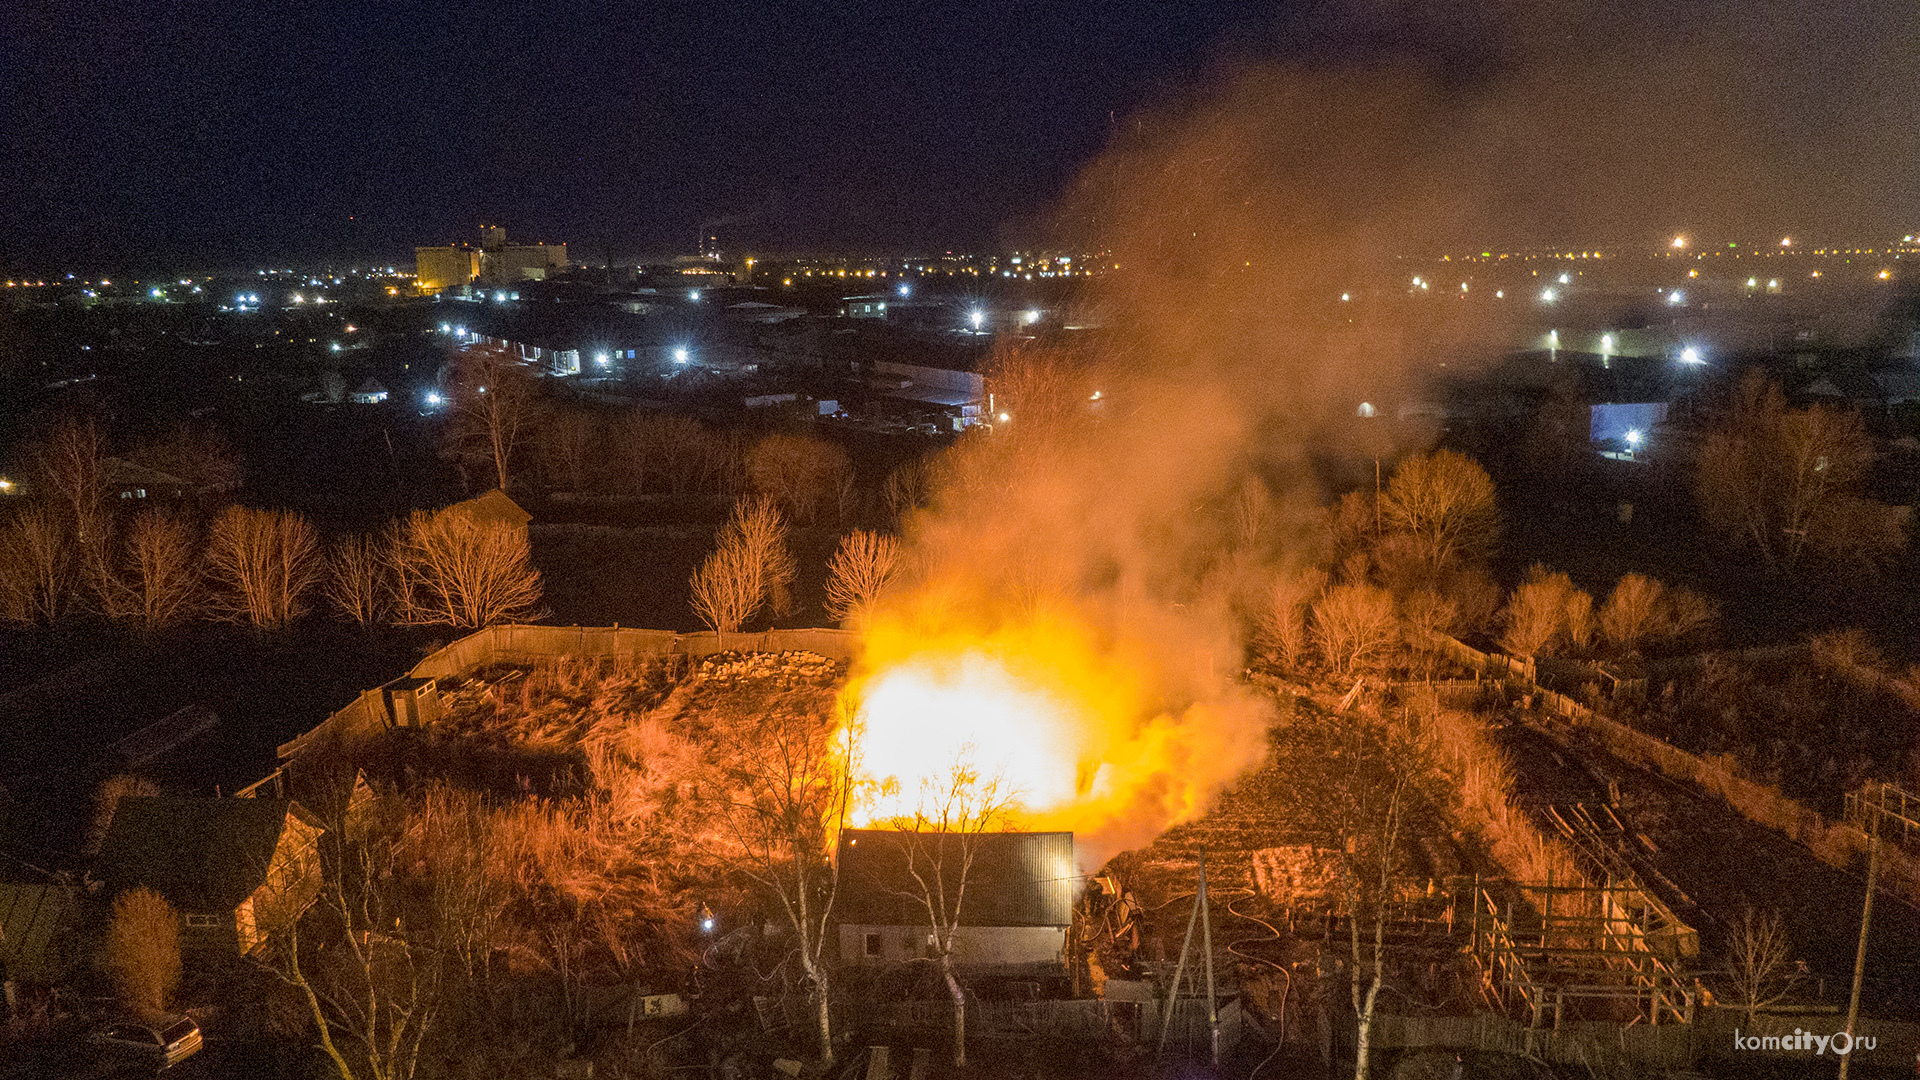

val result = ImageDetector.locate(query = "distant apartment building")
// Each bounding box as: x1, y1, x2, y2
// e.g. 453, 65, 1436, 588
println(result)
415, 226, 568, 292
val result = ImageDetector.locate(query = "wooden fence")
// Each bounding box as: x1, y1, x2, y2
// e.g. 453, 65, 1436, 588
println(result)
276, 624, 859, 761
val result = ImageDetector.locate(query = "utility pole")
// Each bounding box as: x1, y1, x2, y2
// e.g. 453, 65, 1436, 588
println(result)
1200, 850, 1220, 1068
1159, 872, 1203, 1058
1838, 825, 1881, 1080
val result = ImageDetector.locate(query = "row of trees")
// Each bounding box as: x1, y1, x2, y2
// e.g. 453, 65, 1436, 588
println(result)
446, 343, 890, 527
688, 497, 904, 640
0, 502, 542, 631
1257, 449, 1716, 675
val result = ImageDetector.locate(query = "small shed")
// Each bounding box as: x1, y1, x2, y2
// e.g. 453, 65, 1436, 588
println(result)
350, 378, 390, 404
96, 797, 324, 955
835, 830, 1076, 975
380, 676, 443, 728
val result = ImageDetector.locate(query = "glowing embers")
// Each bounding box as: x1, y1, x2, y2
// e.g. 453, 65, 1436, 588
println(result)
852, 649, 1101, 823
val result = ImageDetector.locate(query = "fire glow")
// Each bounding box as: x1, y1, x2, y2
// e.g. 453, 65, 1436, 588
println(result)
844, 606, 1267, 866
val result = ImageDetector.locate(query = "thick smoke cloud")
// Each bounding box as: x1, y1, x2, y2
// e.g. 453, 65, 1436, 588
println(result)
851, 0, 1916, 866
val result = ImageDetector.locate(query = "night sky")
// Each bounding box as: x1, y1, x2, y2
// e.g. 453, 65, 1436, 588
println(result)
3, 0, 1915, 271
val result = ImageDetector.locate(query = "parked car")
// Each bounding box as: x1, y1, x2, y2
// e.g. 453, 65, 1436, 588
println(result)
90, 1016, 203, 1069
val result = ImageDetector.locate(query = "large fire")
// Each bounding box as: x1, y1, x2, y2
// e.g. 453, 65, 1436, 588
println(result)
843, 605, 1268, 867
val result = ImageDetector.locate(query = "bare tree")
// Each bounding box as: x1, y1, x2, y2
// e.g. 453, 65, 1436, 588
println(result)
25, 415, 113, 602
1259, 567, 1328, 669
984, 341, 1092, 438
26, 415, 109, 549
1312, 582, 1399, 675
204, 506, 323, 630
878, 756, 1015, 1069
1378, 450, 1499, 569
443, 344, 542, 492
882, 457, 935, 523
690, 542, 759, 646
326, 532, 394, 627
108, 887, 180, 1020
1597, 572, 1715, 656
263, 807, 441, 1080
0, 504, 74, 624
1723, 905, 1798, 1024
823, 529, 901, 626
392, 511, 543, 628
1500, 566, 1591, 658
1697, 371, 1905, 573
746, 434, 852, 526
113, 510, 203, 630
1342, 774, 1407, 1080
535, 407, 599, 494
689, 497, 795, 643
706, 702, 853, 1066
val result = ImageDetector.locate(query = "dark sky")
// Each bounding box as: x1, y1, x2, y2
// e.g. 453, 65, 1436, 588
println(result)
1, 1, 1267, 270
3, 1, 1915, 272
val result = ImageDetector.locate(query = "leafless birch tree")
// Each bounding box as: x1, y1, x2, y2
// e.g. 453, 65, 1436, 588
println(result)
392, 511, 543, 627
878, 756, 1014, 1069
1723, 905, 1799, 1024
115, 509, 204, 629
262, 805, 440, 1080
326, 532, 395, 626
707, 703, 853, 1066
689, 497, 795, 643
204, 506, 323, 629
0, 504, 74, 624
443, 344, 542, 492
823, 529, 900, 626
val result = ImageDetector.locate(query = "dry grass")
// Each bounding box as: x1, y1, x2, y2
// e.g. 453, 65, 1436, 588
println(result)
1407, 692, 1586, 890
340, 651, 846, 987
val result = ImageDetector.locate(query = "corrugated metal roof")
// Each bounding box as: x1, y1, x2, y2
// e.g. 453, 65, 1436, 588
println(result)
836, 829, 1075, 928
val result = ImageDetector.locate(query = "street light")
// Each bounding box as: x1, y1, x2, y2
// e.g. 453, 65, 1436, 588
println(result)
673, 348, 689, 364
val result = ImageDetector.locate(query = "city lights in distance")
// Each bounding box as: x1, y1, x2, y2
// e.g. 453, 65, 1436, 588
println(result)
1340, 292, 1350, 301
997, 411, 1010, 423
1671, 235, 1686, 249
1780, 237, 1792, 247
1540, 289, 1556, 303
1667, 290, 1685, 305
424, 391, 443, 406
898, 283, 911, 296
689, 290, 701, 301
1558, 273, 1571, 285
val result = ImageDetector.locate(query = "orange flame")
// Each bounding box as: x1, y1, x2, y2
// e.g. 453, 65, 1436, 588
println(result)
843, 602, 1268, 868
